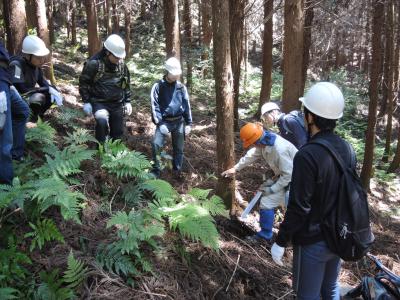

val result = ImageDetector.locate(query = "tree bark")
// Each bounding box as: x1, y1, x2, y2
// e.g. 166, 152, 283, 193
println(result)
360, 0, 384, 189
163, 0, 180, 59
5, 0, 27, 54
105, 0, 113, 35
300, 0, 313, 96
25, 0, 38, 30
212, 0, 236, 213
229, 0, 245, 131
112, 0, 120, 33
257, 0, 274, 118
282, 0, 304, 113
124, 2, 131, 57
46, 0, 55, 44
201, 0, 212, 77
183, 0, 193, 87
382, 0, 395, 162
84, 0, 101, 57
71, 0, 77, 44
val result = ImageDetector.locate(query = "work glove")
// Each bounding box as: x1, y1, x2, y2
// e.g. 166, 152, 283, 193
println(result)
159, 124, 169, 135
124, 103, 132, 116
83, 103, 93, 116
185, 125, 191, 135
221, 167, 236, 178
271, 243, 285, 266
0, 91, 7, 113
49, 86, 63, 106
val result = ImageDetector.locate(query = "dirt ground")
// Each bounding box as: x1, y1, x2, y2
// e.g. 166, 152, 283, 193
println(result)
34, 68, 398, 300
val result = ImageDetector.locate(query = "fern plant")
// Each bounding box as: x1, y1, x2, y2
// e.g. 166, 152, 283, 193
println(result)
64, 128, 97, 146
25, 119, 58, 154
63, 250, 87, 289
0, 287, 18, 299
24, 218, 65, 252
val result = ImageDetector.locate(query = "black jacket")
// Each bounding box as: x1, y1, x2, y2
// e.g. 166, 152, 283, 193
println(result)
79, 51, 131, 104
150, 77, 192, 125
9, 56, 49, 94
276, 130, 354, 247
0, 42, 10, 85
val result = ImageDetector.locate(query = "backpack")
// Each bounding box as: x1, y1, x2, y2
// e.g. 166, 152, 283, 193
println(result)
309, 139, 374, 261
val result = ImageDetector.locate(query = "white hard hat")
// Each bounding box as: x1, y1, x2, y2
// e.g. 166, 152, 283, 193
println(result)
22, 35, 50, 56
165, 57, 182, 76
261, 102, 280, 116
104, 34, 126, 59
299, 82, 344, 119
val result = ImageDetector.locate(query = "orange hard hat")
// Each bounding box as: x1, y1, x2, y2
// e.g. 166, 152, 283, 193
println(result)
240, 123, 263, 148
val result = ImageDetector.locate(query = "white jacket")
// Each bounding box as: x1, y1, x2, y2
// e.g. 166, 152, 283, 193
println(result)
234, 135, 298, 209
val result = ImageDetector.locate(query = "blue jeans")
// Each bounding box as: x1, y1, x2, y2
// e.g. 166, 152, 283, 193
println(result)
10, 86, 29, 160
0, 82, 13, 184
293, 241, 341, 300
151, 121, 184, 171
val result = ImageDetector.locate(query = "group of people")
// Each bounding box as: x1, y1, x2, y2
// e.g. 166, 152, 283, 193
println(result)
1, 32, 353, 299
223, 82, 352, 299
0, 33, 192, 185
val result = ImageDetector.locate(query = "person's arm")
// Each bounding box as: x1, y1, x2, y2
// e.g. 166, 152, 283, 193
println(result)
182, 85, 192, 125
123, 64, 131, 103
37, 68, 50, 88
150, 82, 162, 125
275, 150, 317, 247
235, 147, 262, 171
79, 60, 98, 103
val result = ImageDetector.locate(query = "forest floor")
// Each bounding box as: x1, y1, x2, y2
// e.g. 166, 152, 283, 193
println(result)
22, 22, 400, 299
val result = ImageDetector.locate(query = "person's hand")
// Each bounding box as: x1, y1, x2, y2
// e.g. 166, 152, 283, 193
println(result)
49, 86, 63, 106
271, 243, 285, 266
221, 167, 236, 178
159, 124, 169, 135
185, 125, 191, 135
83, 103, 92, 116
0, 91, 7, 113
124, 103, 132, 116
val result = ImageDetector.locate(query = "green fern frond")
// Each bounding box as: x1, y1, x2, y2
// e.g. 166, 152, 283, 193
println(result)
56, 107, 86, 129
24, 218, 65, 252
101, 149, 152, 179
99, 139, 128, 156
25, 119, 57, 150
63, 250, 87, 289
35, 270, 73, 300
0, 178, 30, 212
201, 195, 228, 217
64, 128, 97, 146
0, 288, 18, 299
32, 177, 84, 223
122, 183, 145, 206
188, 188, 212, 200
143, 179, 177, 205
96, 244, 139, 277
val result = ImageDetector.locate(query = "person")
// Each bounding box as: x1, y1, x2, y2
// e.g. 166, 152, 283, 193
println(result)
79, 34, 132, 143
9, 35, 63, 122
150, 57, 192, 178
260, 102, 307, 149
221, 122, 297, 241
271, 82, 349, 299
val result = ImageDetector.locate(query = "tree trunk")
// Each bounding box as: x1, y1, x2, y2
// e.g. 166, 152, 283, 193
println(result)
105, 0, 112, 35
360, 0, 384, 189
84, 0, 101, 57
183, 0, 193, 88
212, 0, 236, 213
112, 0, 120, 33
25, 0, 38, 30
229, 0, 245, 131
300, 0, 313, 95
257, 0, 274, 118
46, 0, 55, 44
163, 0, 180, 59
124, 2, 131, 57
363, 0, 370, 74
34, 0, 56, 84
140, 0, 147, 19
201, 0, 212, 77
71, 0, 77, 44
5, 0, 27, 54
282, 0, 304, 113
382, 0, 395, 162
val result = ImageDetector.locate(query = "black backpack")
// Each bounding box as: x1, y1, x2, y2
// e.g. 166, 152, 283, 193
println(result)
310, 139, 374, 261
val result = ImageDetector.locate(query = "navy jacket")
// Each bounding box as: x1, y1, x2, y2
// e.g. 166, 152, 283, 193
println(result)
9, 56, 49, 94
277, 112, 308, 149
276, 131, 354, 247
150, 77, 192, 125
0, 42, 11, 85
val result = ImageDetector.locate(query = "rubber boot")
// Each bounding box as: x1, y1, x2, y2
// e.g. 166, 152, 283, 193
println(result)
256, 209, 274, 240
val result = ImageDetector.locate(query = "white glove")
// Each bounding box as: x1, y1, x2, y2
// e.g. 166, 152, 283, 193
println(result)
124, 103, 132, 116
159, 124, 169, 135
271, 243, 285, 266
83, 103, 93, 116
185, 125, 191, 135
49, 86, 63, 106
0, 91, 7, 113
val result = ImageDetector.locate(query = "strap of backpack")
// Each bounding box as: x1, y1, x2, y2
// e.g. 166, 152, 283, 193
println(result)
308, 139, 353, 172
